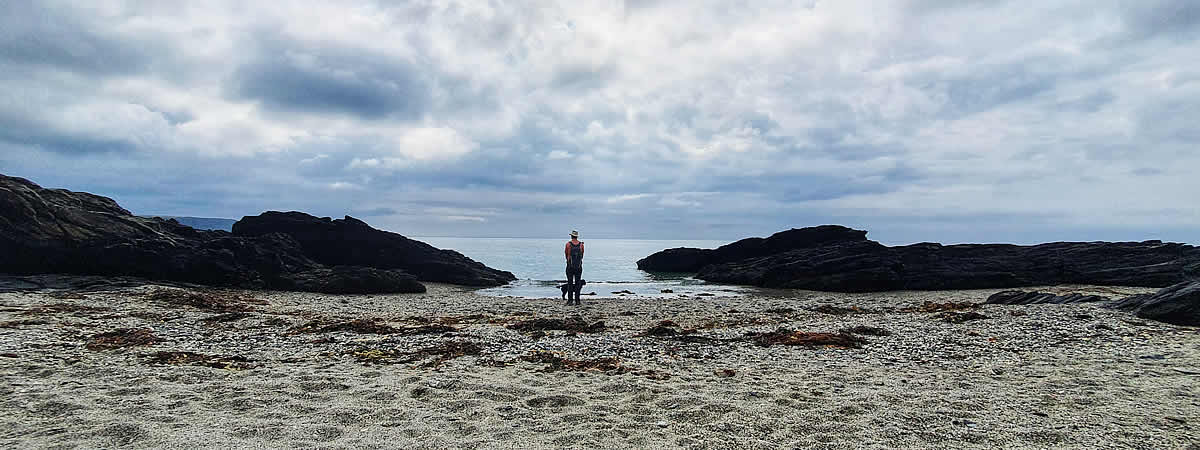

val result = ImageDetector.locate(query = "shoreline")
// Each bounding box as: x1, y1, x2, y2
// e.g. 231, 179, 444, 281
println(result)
1, 276, 1196, 449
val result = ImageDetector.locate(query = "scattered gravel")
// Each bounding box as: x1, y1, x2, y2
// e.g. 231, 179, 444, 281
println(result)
0, 275, 1196, 449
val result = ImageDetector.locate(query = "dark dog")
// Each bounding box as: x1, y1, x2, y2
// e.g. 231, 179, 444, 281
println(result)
559, 279, 586, 299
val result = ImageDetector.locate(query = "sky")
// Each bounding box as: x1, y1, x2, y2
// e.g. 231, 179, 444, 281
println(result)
1, 0, 1198, 244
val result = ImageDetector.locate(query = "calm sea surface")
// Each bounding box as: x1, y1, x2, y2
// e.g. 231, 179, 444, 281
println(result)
414, 237, 753, 298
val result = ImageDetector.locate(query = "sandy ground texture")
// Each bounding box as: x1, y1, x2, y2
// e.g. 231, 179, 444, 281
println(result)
0, 274, 1197, 449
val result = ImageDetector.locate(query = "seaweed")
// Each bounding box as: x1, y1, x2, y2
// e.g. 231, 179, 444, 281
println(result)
507, 317, 606, 333
145, 288, 266, 312
747, 328, 867, 349
839, 325, 892, 336
86, 328, 160, 350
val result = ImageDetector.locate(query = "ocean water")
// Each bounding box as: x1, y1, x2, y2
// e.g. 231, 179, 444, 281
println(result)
415, 237, 753, 299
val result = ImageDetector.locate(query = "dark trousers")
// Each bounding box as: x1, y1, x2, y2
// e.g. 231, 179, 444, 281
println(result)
566, 266, 582, 303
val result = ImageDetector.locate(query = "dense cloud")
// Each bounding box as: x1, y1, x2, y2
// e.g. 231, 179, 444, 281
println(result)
1, 0, 1198, 243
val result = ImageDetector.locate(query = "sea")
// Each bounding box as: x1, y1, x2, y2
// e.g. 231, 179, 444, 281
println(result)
414, 237, 754, 299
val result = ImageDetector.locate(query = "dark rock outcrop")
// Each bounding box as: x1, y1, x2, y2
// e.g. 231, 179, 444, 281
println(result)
232, 211, 515, 286
636, 225, 871, 273
1107, 281, 1200, 326
0, 174, 425, 294
985, 291, 1111, 305
639, 225, 1200, 292
985, 281, 1199, 326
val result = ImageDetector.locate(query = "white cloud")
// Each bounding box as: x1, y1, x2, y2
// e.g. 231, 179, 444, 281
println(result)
2, 0, 1198, 241
605, 193, 652, 204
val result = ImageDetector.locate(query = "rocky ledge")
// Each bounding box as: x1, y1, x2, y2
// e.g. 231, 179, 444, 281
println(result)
233, 211, 515, 287
638, 225, 1200, 292
0, 174, 511, 293
986, 281, 1200, 326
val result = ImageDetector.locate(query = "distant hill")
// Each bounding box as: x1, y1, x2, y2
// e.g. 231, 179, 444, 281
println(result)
146, 216, 237, 232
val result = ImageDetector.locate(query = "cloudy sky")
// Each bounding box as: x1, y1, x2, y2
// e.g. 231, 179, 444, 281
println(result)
1, 1, 1197, 244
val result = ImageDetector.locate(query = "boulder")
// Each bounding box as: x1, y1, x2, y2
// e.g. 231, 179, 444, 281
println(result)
639, 225, 1200, 292
1107, 281, 1200, 326
0, 174, 424, 294
232, 211, 515, 286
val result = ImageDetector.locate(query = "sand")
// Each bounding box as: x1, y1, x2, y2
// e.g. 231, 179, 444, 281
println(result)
1, 275, 1197, 449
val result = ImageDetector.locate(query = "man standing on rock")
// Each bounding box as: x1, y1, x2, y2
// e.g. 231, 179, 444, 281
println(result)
565, 230, 585, 305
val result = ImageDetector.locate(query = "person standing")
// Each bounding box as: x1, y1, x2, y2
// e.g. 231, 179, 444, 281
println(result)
564, 230, 584, 305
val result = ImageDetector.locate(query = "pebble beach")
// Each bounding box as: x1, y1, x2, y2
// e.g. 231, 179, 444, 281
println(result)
1, 275, 1197, 449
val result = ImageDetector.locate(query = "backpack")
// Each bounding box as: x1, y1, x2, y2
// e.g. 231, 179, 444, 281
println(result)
568, 242, 583, 268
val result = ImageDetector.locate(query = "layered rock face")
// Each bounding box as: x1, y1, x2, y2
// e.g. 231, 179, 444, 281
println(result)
639, 225, 1200, 292
232, 212, 515, 286
986, 281, 1200, 326
0, 174, 496, 293
1107, 281, 1200, 326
